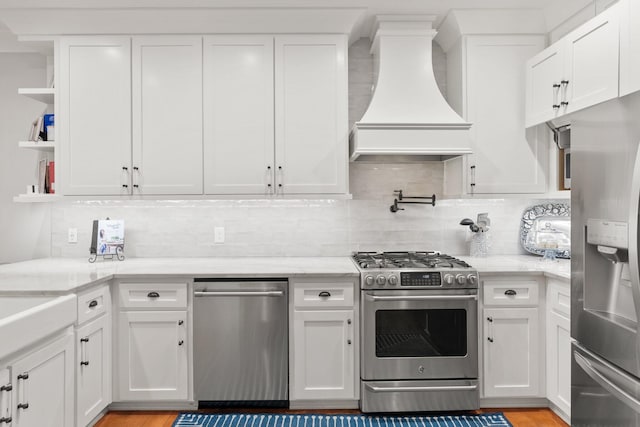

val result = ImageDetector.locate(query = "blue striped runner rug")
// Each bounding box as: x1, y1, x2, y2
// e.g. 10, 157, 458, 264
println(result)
172, 413, 512, 427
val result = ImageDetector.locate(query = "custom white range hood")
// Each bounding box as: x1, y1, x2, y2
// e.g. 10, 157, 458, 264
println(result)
350, 15, 472, 161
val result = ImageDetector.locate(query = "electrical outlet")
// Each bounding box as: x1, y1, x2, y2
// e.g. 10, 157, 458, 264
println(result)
68, 228, 78, 244
214, 227, 225, 244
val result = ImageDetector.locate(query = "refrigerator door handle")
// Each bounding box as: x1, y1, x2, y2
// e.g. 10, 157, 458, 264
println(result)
575, 349, 640, 414
628, 144, 640, 327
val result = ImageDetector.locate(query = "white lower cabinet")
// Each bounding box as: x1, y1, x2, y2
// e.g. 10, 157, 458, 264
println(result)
481, 277, 543, 399
117, 311, 188, 401
546, 278, 571, 420
290, 279, 358, 405
0, 368, 11, 424
483, 307, 540, 397
292, 310, 355, 400
9, 332, 75, 427
76, 315, 111, 427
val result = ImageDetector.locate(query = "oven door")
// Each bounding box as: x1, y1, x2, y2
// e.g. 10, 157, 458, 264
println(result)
361, 289, 478, 381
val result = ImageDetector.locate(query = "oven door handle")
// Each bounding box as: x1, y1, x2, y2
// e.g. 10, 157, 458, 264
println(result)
365, 294, 477, 302
365, 384, 478, 392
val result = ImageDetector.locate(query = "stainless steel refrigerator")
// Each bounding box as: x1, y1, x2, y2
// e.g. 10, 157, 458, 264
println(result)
572, 91, 640, 426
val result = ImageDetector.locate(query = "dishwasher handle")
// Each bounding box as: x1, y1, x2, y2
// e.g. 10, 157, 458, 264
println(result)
194, 290, 285, 297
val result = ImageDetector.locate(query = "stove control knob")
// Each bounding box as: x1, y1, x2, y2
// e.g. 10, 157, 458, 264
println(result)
376, 275, 387, 286
364, 275, 374, 286
456, 274, 467, 285
443, 274, 454, 285
388, 275, 398, 286
467, 274, 478, 284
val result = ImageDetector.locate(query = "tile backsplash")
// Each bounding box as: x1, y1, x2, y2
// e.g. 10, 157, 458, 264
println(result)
50, 196, 568, 258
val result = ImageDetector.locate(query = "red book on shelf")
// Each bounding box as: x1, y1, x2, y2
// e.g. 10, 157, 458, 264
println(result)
48, 161, 55, 194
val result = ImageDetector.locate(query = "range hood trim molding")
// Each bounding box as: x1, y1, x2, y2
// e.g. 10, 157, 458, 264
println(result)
354, 122, 472, 130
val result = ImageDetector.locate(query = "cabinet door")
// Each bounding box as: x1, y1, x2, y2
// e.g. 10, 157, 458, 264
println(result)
483, 307, 540, 397
203, 36, 275, 195
547, 310, 571, 418
525, 43, 564, 127
60, 37, 132, 195
11, 333, 74, 427
466, 36, 547, 194
275, 35, 348, 195
0, 368, 10, 424
564, 4, 620, 114
117, 311, 188, 401
291, 310, 355, 400
620, 0, 640, 96
132, 36, 203, 195
76, 315, 111, 427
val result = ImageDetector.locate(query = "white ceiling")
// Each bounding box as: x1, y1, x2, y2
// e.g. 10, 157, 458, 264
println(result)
0, 0, 594, 51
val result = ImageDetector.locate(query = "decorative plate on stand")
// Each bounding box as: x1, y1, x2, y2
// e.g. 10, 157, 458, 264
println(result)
520, 203, 571, 258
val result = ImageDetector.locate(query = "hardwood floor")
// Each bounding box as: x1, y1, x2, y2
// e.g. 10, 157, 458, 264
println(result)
94, 408, 568, 427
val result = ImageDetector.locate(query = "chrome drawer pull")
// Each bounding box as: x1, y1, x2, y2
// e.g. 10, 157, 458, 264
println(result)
504, 289, 517, 296
147, 292, 160, 298
318, 291, 331, 298
194, 291, 284, 297
365, 384, 477, 393
366, 294, 477, 302
88, 300, 98, 308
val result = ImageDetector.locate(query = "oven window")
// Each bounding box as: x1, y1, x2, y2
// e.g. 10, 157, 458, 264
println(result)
376, 309, 467, 357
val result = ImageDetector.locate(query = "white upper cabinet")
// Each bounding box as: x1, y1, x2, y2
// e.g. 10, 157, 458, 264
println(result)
525, 3, 620, 127
132, 36, 203, 195
275, 35, 348, 195
203, 36, 275, 195
59, 34, 348, 197
466, 36, 547, 194
60, 37, 132, 196
444, 34, 547, 195
619, 0, 640, 97
525, 43, 564, 127
563, 5, 620, 114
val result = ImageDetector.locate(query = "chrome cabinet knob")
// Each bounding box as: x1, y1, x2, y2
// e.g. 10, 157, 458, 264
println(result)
376, 275, 386, 285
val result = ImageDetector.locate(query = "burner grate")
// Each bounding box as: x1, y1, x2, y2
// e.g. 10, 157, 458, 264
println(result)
353, 251, 471, 269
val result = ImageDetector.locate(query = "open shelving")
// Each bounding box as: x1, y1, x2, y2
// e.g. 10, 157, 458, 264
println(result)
17, 84, 57, 202
18, 87, 55, 104
13, 194, 62, 203
18, 141, 55, 151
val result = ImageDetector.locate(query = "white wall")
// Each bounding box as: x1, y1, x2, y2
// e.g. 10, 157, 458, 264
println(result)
0, 53, 51, 263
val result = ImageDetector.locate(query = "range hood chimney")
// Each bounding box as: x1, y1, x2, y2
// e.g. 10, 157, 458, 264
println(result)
350, 15, 472, 161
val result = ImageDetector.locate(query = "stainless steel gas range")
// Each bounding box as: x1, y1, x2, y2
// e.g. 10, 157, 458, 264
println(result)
353, 251, 479, 413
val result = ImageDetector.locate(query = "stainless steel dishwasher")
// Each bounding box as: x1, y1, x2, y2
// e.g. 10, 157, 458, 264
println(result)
193, 278, 288, 407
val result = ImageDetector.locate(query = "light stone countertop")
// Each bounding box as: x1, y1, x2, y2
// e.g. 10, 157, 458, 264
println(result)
458, 254, 570, 281
0, 255, 570, 295
0, 257, 360, 294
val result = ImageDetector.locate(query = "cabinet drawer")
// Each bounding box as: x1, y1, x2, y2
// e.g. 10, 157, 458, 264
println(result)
548, 279, 570, 317
77, 285, 111, 324
118, 282, 188, 309
483, 280, 539, 306
293, 281, 354, 309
